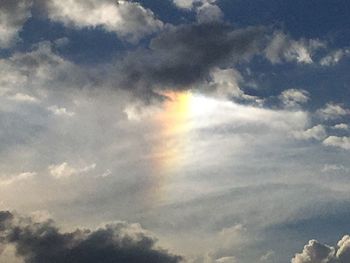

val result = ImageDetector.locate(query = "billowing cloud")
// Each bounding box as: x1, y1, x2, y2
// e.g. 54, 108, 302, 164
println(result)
291, 235, 350, 263
0, 211, 182, 263
0, 0, 32, 48
40, 0, 163, 43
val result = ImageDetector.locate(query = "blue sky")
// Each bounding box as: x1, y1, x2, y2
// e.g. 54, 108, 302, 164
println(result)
0, 1, 350, 263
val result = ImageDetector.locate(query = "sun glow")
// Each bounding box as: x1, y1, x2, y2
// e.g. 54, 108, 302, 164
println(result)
150, 90, 217, 203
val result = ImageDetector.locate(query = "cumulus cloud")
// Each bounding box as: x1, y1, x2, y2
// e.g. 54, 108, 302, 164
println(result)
0, 211, 182, 263
279, 88, 310, 108
317, 103, 350, 120
41, 0, 163, 43
291, 235, 350, 263
265, 32, 325, 64
323, 136, 350, 150
0, 0, 32, 48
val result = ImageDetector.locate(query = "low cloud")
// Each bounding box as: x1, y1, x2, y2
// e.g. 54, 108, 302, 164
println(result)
291, 235, 350, 263
116, 23, 266, 97
0, 211, 182, 263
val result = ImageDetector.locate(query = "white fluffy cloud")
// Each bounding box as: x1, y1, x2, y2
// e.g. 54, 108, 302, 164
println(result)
0, 0, 32, 48
43, 0, 163, 43
291, 235, 350, 263
265, 32, 325, 64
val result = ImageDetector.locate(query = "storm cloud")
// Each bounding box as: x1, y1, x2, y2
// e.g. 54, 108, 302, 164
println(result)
0, 211, 182, 263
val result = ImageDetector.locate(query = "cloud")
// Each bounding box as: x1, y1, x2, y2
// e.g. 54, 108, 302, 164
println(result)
291, 235, 350, 263
204, 67, 259, 102
215, 256, 237, 263
291, 239, 336, 263
333, 123, 349, 130
0, 172, 36, 187
260, 250, 276, 262
48, 105, 75, 117
48, 162, 96, 178
7, 93, 40, 103
293, 125, 327, 141
322, 164, 348, 173
41, 0, 163, 43
320, 48, 350, 66
117, 23, 266, 97
265, 32, 325, 64
279, 89, 310, 108
323, 136, 350, 150
196, 2, 223, 24
0, 0, 32, 48
0, 211, 182, 263
317, 103, 350, 121
172, 0, 216, 10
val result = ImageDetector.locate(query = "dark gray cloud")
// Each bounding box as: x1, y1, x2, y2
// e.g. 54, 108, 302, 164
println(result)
0, 211, 182, 263
116, 23, 266, 97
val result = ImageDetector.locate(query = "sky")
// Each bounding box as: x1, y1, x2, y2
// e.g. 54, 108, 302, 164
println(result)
0, 0, 350, 262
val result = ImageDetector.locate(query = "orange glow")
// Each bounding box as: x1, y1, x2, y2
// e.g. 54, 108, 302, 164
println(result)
150, 91, 193, 203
